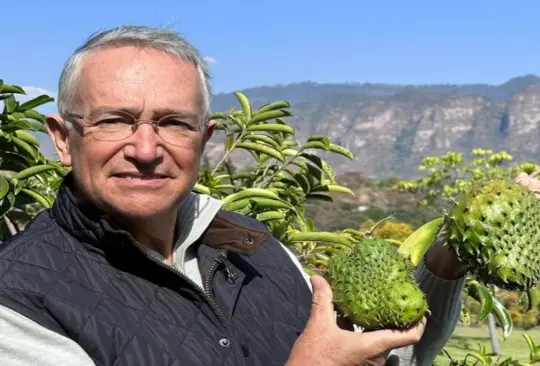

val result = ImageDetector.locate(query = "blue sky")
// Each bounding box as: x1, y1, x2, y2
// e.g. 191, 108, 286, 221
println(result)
2, 0, 540, 116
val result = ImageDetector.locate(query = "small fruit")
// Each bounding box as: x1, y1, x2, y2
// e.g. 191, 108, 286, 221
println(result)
324, 238, 429, 331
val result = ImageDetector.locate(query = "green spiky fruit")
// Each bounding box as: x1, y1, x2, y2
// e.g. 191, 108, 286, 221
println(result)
324, 238, 429, 331
443, 179, 540, 291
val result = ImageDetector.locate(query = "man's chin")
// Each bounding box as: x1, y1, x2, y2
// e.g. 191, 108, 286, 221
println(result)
111, 200, 176, 220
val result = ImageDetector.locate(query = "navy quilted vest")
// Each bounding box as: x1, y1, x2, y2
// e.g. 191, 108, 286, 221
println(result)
0, 175, 312, 365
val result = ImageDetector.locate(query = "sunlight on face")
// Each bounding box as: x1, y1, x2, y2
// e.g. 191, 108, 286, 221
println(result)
61, 46, 208, 220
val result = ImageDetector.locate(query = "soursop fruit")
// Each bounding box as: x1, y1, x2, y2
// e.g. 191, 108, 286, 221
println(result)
324, 237, 429, 331
441, 179, 540, 291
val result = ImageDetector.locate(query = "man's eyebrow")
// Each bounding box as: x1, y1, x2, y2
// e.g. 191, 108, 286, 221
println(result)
153, 108, 199, 119
89, 106, 199, 119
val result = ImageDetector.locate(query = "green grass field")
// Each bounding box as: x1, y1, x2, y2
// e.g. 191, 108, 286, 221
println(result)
433, 324, 540, 365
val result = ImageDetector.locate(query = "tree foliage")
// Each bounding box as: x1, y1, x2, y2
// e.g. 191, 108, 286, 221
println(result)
392, 149, 538, 208
195, 92, 366, 273
0, 80, 68, 241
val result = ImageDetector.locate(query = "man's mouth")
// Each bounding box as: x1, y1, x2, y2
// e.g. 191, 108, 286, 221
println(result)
113, 173, 169, 180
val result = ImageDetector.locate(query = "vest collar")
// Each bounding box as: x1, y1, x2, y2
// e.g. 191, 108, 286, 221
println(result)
51, 172, 268, 255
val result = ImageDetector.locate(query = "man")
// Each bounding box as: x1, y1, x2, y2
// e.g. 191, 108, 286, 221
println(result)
0, 25, 467, 365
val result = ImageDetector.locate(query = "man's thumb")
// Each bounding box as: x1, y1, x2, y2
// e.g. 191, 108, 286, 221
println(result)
308, 275, 335, 323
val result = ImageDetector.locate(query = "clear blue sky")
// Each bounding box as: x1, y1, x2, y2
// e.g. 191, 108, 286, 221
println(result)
2, 0, 540, 113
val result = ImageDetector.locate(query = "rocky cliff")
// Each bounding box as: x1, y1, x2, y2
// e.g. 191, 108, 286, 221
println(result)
205, 75, 540, 179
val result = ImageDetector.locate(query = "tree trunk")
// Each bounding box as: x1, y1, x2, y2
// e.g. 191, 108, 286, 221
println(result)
487, 313, 500, 355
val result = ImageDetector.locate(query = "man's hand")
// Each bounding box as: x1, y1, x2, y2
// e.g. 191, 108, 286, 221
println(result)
285, 275, 426, 366
514, 171, 540, 198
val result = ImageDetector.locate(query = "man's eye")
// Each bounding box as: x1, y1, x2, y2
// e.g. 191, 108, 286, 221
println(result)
162, 120, 193, 129
98, 118, 129, 124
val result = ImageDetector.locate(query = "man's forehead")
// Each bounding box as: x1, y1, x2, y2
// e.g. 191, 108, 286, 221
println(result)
72, 46, 204, 111
79, 46, 193, 80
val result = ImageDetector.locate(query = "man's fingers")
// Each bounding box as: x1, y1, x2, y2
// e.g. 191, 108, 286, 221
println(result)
356, 317, 427, 359
308, 275, 335, 324
514, 172, 529, 184
361, 352, 390, 366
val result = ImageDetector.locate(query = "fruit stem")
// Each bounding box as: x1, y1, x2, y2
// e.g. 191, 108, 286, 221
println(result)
363, 214, 395, 237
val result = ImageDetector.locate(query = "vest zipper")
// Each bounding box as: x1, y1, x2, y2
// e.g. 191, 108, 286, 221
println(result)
143, 249, 230, 326
128, 242, 245, 363
224, 261, 238, 284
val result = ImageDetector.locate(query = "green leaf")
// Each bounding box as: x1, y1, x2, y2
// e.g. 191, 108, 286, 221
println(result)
225, 133, 235, 152
249, 109, 293, 124
0, 192, 15, 219
19, 188, 52, 208
328, 143, 354, 160
236, 142, 285, 162
222, 187, 282, 206
0, 177, 10, 200
293, 172, 311, 193
1, 119, 37, 132
465, 282, 494, 322
0, 83, 25, 94
256, 211, 286, 221
13, 130, 40, 146
3, 96, 18, 113
287, 230, 353, 247
305, 193, 334, 202
222, 197, 290, 212
282, 148, 300, 157
460, 305, 471, 326
11, 136, 39, 162
398, 217, 444, 266
463, 352, 489, 365
307, 135, 331, 148
311, 184, 354, 196
524, 287, 540, 312
193, 183, 211, 195
13, 164, 57, 180
23, 109, 46, 124
255, 101, 290, 115
246, 123, 295, 135
233, 92, 252, 122
491, 296, 514, 339
300, 141, 329, 151
16, 95, 54, 112
242, 134, 281, 149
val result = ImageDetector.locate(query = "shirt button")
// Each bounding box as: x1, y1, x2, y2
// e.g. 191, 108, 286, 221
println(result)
219, 338, 231, 348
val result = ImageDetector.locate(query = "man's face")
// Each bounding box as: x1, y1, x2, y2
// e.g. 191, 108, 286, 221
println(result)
47, 46, 212, 220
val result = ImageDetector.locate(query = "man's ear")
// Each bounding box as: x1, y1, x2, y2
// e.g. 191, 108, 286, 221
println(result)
203, 119, 216, 143
46, 114, 72, 167
200, 119, 216, 152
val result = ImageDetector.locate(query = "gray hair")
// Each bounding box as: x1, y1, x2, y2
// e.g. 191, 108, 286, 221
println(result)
57, 25, 212, 120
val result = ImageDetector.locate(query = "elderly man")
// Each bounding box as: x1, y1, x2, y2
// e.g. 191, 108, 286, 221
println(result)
0, 25, 468, 366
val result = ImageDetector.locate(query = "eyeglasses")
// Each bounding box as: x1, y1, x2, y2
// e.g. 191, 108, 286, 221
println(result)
64, 110, 207, 146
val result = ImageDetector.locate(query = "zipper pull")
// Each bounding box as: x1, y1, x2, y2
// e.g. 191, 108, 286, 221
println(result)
224, 262, 238, 284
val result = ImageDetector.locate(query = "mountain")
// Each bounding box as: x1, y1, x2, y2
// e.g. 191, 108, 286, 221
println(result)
204, 74, 540, 179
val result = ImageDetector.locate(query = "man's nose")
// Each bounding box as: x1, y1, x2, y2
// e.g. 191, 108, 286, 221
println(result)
123, 122, 164, 163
